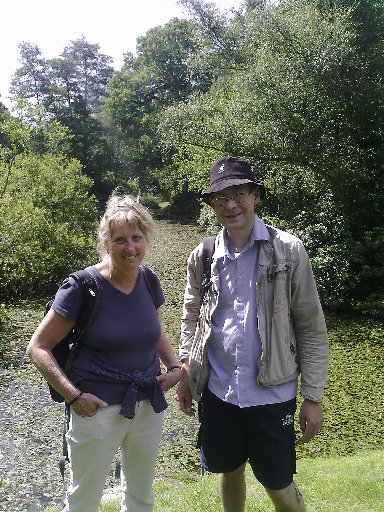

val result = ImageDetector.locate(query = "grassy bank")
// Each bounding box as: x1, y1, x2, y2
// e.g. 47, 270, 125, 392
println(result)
1, 219, 383, 511
40, 449, 384, 512
118, 449, 384, 512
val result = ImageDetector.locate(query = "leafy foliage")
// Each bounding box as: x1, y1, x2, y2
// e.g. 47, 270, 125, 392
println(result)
10, 38, 121, 198
0, 116, 98, 300
157, 0, 384, 316
197, 202, 222, 234
4, 1, 384, 314
104, 18, 205, 191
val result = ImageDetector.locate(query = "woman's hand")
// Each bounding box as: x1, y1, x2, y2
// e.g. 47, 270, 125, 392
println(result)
71, 392, 108, 417
157, 367, 182, 393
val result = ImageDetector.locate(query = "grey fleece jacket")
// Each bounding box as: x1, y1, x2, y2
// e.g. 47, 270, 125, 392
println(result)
179, 224, 329, 403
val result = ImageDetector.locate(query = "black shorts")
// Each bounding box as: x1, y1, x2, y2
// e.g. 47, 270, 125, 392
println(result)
198, 389, 297, 490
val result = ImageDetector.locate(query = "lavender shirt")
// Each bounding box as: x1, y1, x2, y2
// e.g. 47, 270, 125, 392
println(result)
207, 216, 298, 407
52, 265, 164, 405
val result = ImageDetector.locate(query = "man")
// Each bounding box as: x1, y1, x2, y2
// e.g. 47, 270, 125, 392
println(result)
176, 157, 329, 512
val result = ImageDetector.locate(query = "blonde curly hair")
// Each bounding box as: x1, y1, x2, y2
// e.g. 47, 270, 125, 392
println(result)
97, 191, 155, 260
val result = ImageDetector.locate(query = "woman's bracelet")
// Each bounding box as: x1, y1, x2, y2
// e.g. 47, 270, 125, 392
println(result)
167, 365, 181, 373
67, 391, 83, 406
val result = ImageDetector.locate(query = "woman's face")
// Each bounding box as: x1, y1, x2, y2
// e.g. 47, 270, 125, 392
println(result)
107, 221, 147, 273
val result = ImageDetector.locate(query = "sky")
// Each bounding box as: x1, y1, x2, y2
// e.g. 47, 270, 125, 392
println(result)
1, 0, 243, 109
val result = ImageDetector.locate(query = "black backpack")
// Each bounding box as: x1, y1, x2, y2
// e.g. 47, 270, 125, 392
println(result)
45, 270, 100, 402
45, 265, 161, 403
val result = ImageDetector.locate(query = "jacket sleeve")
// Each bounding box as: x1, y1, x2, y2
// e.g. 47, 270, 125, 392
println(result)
290, 241, 329, 402
179, 243, 204, 361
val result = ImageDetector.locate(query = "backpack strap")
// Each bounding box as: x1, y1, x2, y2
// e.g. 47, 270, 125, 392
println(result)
50, 269, 99, 382
69, 269, 100, 342
201, 235, 216, 296
141, 265, 163, 309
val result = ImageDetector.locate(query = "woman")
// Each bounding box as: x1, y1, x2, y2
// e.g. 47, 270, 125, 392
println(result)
27, 191, 181, 512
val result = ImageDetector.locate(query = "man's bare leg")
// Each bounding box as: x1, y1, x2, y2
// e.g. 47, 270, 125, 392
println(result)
219, 463, 247, 512
265, 482, 306, 512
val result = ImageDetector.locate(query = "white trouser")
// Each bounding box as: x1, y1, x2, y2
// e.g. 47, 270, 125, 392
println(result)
62, 401, 164, 512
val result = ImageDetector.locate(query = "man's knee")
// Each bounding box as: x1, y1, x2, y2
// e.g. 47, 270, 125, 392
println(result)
265, 481, 305, 511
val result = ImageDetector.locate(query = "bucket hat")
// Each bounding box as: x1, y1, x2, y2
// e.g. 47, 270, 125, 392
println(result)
202, 157, 265, 203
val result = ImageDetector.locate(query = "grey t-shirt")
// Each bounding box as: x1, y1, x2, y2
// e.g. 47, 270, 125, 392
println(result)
52, 265, 165, 404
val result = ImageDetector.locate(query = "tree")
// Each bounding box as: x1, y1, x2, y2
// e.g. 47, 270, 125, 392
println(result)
49, 36, 114, 115
158, 0, 384, 315
104, 18, 204, 190
10, 38, 116, 198
10, 43, 50, 106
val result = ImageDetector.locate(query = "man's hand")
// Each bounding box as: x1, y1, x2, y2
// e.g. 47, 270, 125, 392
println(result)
175, 381, 195, 416
296, 399, 323, 444
175, 362, 195, 416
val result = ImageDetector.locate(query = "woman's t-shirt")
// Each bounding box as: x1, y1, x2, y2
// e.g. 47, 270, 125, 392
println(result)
51, 265, 165, 404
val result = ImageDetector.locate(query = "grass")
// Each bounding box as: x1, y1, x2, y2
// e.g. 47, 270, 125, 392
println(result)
1, 219, 384, 511
39, 449, 384, 511
96, 449, 384, 512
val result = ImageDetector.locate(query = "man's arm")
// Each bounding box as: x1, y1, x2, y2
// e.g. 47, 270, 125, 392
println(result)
176, 245, 205, 416
290, 240, 329, 403
287, 239, 328, 443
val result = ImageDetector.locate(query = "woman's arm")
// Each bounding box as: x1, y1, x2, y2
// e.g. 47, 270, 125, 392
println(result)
26, 309, 107, 415
156, 308, 181, 392
27, 308, 81, 402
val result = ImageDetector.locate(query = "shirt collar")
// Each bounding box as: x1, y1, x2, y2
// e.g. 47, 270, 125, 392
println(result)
215, 215, 270, 259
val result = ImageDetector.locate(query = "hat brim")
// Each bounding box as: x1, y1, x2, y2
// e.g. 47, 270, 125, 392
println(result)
202, 178, 265, 204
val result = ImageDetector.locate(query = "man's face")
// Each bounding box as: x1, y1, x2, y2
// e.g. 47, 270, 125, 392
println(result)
209, 185, 261, 233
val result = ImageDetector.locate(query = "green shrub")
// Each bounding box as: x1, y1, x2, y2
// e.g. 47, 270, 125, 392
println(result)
310, 243, 352, 309
197, 203, 221, 234
350, 227, 384, 318
282, 209, 354, 310
140, 193, 163, 212
166, 191, 201, 217
352, 293, 384, 319
0, 153, 98, 298
101, 174, 140, 199
260, 213, 295, 233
